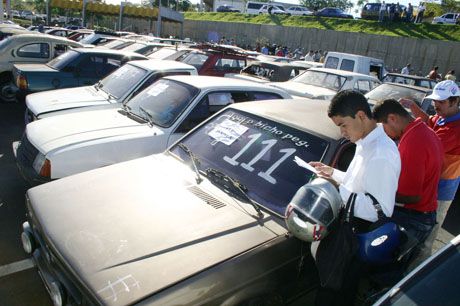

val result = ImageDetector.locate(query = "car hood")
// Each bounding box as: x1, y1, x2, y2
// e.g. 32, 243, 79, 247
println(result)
14, 63, 57, 73
27, 154, 281, 306
26, 86, 110, 116
271, 81, 337, 99
26, 108, 161, 153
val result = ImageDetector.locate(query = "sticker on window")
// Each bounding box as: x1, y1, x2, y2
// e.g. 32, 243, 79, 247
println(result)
208, 119, 248, 145
147, 83, 169, 96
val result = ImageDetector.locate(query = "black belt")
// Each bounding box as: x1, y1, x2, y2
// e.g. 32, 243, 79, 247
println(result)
394, 206, 435, 216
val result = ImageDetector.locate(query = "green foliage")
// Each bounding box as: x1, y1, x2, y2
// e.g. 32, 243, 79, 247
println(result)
300, 0, 353, 10
184, 12, 460, 41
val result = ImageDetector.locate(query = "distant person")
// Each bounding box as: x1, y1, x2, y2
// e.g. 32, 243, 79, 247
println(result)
415, 2, 425, 23
389, 4, 396, 21
261, 45, 269, 55
293, 47, 302, 59
406, 3, 414, 22
395, 2, 402, 21
320, 51, 327, 63
379, 1, 387, 22
304, 50, 314, 61
313, 50, 321, 62
38, 23, 44, 33
445, 70, 456, 81
428, 66, 441, 81
401, 63, 411, 75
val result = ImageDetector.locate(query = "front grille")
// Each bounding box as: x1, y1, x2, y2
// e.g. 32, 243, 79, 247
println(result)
17, 134, 39, 168
188, 186, 227, 209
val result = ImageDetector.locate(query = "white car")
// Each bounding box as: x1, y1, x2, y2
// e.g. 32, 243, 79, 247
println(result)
271, 67, 381, 100
432, 12, 459, 24
258, 5, 287, 15
286, 6, 314, 16
14, 76, 292, 183
25, 60, 197, 123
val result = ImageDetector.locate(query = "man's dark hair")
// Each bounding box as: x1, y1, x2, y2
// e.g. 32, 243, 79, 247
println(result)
328, 90, 372, 119
372, 99, 410, 123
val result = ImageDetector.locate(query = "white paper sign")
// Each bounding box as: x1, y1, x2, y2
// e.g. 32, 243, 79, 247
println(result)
147, 83, 169, 96
208, 119, 248, 145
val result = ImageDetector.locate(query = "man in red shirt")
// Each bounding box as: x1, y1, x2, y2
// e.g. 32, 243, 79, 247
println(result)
373, 99, 443, 253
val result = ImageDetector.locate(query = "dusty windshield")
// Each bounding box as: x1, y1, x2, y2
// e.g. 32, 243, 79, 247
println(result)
366, 83, 426, 105
178, 52, 209, 70
125, 79, 199, 127
293, 70, 346, 91
99, 63, 148, 99
46, 50, 79, 70
120, 42, 146, 52
170, 109, 330, 216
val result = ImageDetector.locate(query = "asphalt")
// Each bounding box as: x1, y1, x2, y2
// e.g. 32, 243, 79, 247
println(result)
0, 100, 458, 306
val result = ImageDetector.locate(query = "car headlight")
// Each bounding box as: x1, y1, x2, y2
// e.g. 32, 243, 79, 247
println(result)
32, 153, 51, 177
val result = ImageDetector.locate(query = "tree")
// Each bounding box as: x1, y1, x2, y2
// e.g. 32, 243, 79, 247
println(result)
300, 0, 353, 11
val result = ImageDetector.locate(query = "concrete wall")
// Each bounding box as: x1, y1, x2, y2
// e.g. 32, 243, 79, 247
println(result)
162, 20, 460, 76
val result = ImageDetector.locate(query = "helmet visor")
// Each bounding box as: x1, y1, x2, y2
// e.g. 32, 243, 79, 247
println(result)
296, 189, 334, 226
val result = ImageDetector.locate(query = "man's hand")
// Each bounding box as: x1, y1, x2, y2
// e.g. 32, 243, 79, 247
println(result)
309, 161, 334, 178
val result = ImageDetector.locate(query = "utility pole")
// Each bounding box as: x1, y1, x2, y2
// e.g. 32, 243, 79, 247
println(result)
0, 0, 4, 23
156, 0, 161, 37
82, 0, 87, 27
119, 1, 125, 31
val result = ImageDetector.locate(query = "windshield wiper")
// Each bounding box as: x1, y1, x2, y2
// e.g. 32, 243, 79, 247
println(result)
94, 81, 102, 91
138, 106, 154, 126
205, 167, 263, 218
177, 143, 202, 184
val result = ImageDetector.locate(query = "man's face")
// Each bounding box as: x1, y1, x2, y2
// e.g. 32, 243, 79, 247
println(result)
433, 98, 459, 118
331, 112, 366, 143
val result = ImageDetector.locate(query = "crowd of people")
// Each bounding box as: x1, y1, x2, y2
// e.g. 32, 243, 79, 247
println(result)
378, 1, 425, 23
399, 63, 457, 81
308, 80, 460, 305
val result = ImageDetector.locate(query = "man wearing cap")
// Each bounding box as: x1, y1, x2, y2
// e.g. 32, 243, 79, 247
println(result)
372, 99, 443, 259
400, 80, 460, 259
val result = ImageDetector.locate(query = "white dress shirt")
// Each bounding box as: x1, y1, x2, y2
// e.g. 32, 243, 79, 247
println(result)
401, 66, 410, 75
332, 125, 401, 222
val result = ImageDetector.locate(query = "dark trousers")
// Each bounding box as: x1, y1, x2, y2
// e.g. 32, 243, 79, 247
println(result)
392, 208, 436, 244
315, 256, 364, 306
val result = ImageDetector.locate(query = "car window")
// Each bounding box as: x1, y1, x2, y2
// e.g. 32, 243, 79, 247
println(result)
215, 58, 245, 71
99, 63, 148, 99
294, 70, 346, 91
381, 245, 460, 306
252, 92, 283, 100
325, 56, 339, 69
340, 59, 355, 72
354, 80, 371, 93
17, 43, 50, 58
445, 14, 453, 19
179, 52, 209, 70
131, 70, 193, 98
170, 109, 330, 216
47, 50, 80, 69
54, 44, 69, 57
365, 83, 426, 105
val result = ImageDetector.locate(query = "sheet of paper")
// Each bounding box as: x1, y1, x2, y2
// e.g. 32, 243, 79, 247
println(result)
293, 156, 319, 174
208, 119, 248, 145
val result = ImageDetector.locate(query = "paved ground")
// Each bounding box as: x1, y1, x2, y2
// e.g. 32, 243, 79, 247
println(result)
0, 101, 458, 306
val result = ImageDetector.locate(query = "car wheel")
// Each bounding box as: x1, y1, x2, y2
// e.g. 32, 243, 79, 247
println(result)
0, 77, 16, 103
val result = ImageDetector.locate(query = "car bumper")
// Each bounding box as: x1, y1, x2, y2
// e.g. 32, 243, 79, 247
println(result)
12, 140, 50, 186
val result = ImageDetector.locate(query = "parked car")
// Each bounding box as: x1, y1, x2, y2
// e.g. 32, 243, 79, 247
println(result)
118, 41, 170, 56
374, 234, 460, 305
0, 27, 36, 41
324, 51, 387, 80
316, 7, 353, 18
271, 67, 381, 99
286, 6, 314, 16
14, 76, 292, 183
13, 48, 147, 99
146, 46, 193, 60
79, 32, 119, 46
225, 61, 308, 83
67, 29, 94, 42
45, 27, 73, 37
176, 44, 252, 76
291, 60, 323, 69
0, 34, 83, 102
216, 5, 240, 12
97, 38, 136, 50
258, 4, 288, 15
20, 98, 357, 306
365, 82, 435, 115
20, 10, 35, 20
382, 73, 437, 89
432, 12, 459, 24
24, 60, 197, 123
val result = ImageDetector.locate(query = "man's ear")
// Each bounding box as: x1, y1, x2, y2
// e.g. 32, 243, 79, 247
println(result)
356, 110, 368, 121
386, 113, 397, 124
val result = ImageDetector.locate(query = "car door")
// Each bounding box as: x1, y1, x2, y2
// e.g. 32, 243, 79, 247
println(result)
11, 42, 52, 65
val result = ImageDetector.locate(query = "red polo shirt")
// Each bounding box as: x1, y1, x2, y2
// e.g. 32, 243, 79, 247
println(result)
398, 118, 443, 212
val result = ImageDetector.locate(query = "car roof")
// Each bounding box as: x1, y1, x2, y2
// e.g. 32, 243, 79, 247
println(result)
385, 73, 434, 81
8, 33, 82, 44
382, 82, 432, 93
326, 51, 383, 62
71, 47, 147, 58
128, 59, 196, 71
230, 99, 341, 140
309, 67, 380, 80
164, 75, 289, 91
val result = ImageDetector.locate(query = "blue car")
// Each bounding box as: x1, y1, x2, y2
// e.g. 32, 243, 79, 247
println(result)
13, 48, 147, 100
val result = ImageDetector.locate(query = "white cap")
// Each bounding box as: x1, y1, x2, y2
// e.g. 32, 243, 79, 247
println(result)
426, 80, 460, 101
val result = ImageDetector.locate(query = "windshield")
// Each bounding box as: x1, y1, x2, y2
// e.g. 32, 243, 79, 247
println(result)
120, 42, 146, 52
79, 33, 98, 44
365, 84, 426, 105
147, 47, 177, 59
99, 63, 148, 99
0, 36, 11, 50
101, 40, 132, 49
178, 52, 209, 70
170, 109, 330, 216
293, 70, 346, 91
125, 79, 199, 127
46, 50, 80, 70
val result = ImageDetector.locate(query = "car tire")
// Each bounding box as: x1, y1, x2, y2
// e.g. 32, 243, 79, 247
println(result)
0, 75, 16, 103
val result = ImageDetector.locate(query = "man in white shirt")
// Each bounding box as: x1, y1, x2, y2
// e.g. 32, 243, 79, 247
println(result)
304, 50, 315, 62
379, 1, 387, 22
401, 63, 411, 75
310, 90, 401, 306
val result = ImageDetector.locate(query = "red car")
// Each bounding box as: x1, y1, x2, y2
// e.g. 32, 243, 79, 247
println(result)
176, 44, 252, 76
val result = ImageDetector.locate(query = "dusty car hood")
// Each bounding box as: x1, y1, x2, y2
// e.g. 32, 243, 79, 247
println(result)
14, 63, 57, 73
271, 81, 336, 99
27, 154, 280, 306
26, 86, 110, 116
26, 108, 162, 153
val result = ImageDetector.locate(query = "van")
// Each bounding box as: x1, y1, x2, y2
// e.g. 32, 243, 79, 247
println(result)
246, 1, 266, 14
324, 52, 387, 80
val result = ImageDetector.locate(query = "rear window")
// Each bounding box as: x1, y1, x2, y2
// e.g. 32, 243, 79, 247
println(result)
247, 2, 263, 9
340, 59, 355, 72
47, 50, 80, 69
325, 56, 339, 69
